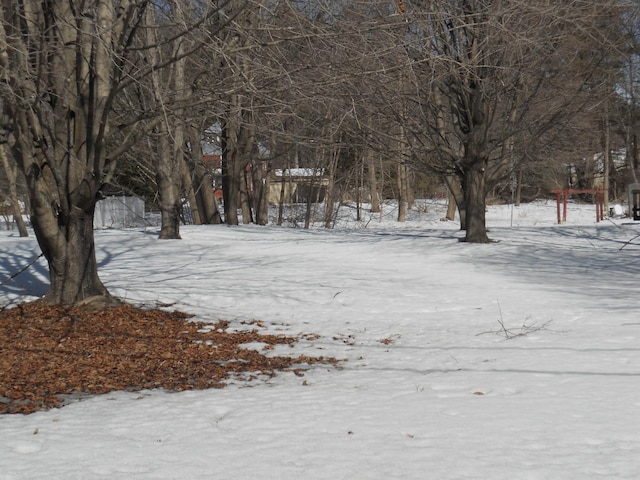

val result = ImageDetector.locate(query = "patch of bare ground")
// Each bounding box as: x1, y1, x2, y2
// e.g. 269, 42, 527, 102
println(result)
0, 302, 337, 414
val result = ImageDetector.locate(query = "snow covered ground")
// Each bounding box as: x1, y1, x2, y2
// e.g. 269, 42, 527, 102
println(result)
1, 199, 639, 479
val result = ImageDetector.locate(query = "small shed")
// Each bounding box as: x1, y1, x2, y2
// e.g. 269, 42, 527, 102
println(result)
94, 196, 146, 229
268, 168, 329, 204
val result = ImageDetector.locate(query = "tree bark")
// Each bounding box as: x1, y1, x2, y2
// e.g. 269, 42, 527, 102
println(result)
252, 159, 268, 225
188, 124, 222, 224
221, 116, 241, 225
33, 204, 112, 306
461, 160, 490, 243
0, 145, 28, 236
444, 175, 465, 229
397, 161, 407, 222
155, 126, 182, 239
515, 168, 523, 207
324, 147, 339, 228
366, 147, 380, 213
146, 4, 184, 239
445, 190, 457, 221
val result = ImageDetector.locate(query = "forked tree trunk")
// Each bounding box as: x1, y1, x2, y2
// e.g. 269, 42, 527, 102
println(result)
188, 124, 222, 224
32, 205, 112, 306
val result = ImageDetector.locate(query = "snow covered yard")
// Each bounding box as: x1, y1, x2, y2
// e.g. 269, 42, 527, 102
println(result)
1, 200, 639, 479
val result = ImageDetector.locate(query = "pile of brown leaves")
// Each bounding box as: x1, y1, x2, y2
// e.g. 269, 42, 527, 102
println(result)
0, 302, 336, 414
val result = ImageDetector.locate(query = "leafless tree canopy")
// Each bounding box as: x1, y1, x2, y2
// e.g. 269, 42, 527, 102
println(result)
0, 0, 637, 304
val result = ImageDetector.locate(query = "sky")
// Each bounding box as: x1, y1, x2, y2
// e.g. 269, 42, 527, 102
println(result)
1, 198, 639, 479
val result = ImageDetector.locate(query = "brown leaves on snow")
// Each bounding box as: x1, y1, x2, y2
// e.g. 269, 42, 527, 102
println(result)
0, 302, 336, 414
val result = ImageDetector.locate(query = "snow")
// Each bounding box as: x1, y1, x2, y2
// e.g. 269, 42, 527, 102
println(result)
1, 199, 640, 479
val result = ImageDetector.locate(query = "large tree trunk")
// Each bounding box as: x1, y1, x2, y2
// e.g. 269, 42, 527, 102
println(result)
32, 204, 111, 306
461, 160, 490, 243
221, 99, 256, 225
0, 0, 138, 306
17, 136, 115, 306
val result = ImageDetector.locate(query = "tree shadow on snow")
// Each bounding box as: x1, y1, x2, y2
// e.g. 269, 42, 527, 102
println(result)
476, 224, 640, 303
0, 241, 49, 304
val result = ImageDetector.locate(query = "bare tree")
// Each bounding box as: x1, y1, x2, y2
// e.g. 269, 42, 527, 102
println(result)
0, 0, 230, 306
382, 0, 620, 242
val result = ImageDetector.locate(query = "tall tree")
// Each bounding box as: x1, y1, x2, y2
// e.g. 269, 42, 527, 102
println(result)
0, 0, 230, 306
394, 0, 620, 241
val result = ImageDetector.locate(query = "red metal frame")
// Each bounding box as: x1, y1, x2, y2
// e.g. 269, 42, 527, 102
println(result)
550, 188, 605, 224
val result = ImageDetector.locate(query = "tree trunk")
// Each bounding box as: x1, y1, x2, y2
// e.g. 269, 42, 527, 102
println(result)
239, 115, 256, 224
221, 118, 240, 225
626, 132, 638, 184
252, 160, 268, 225
261, 165, 272, 225
366, 147, 380, 213
188, 124, 222, 224
304, 186, 313, 229
444, 175, 465, 228
240, 165, 252, 224
221, 104, 255, 226
324, 147, 339, 228
0, 145, 28, 237
602, 109, 610, 213
397, 161, 407, 222
355, 158, 362, 222
445, 190, 457, 221
147, 7, 182, 239
277, 168, 286, 225
514, 168, 523, 207
32, 204, 112, 306
156, 126, 182, 239
462, 161, 490, 243
182, 158, 201, 225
